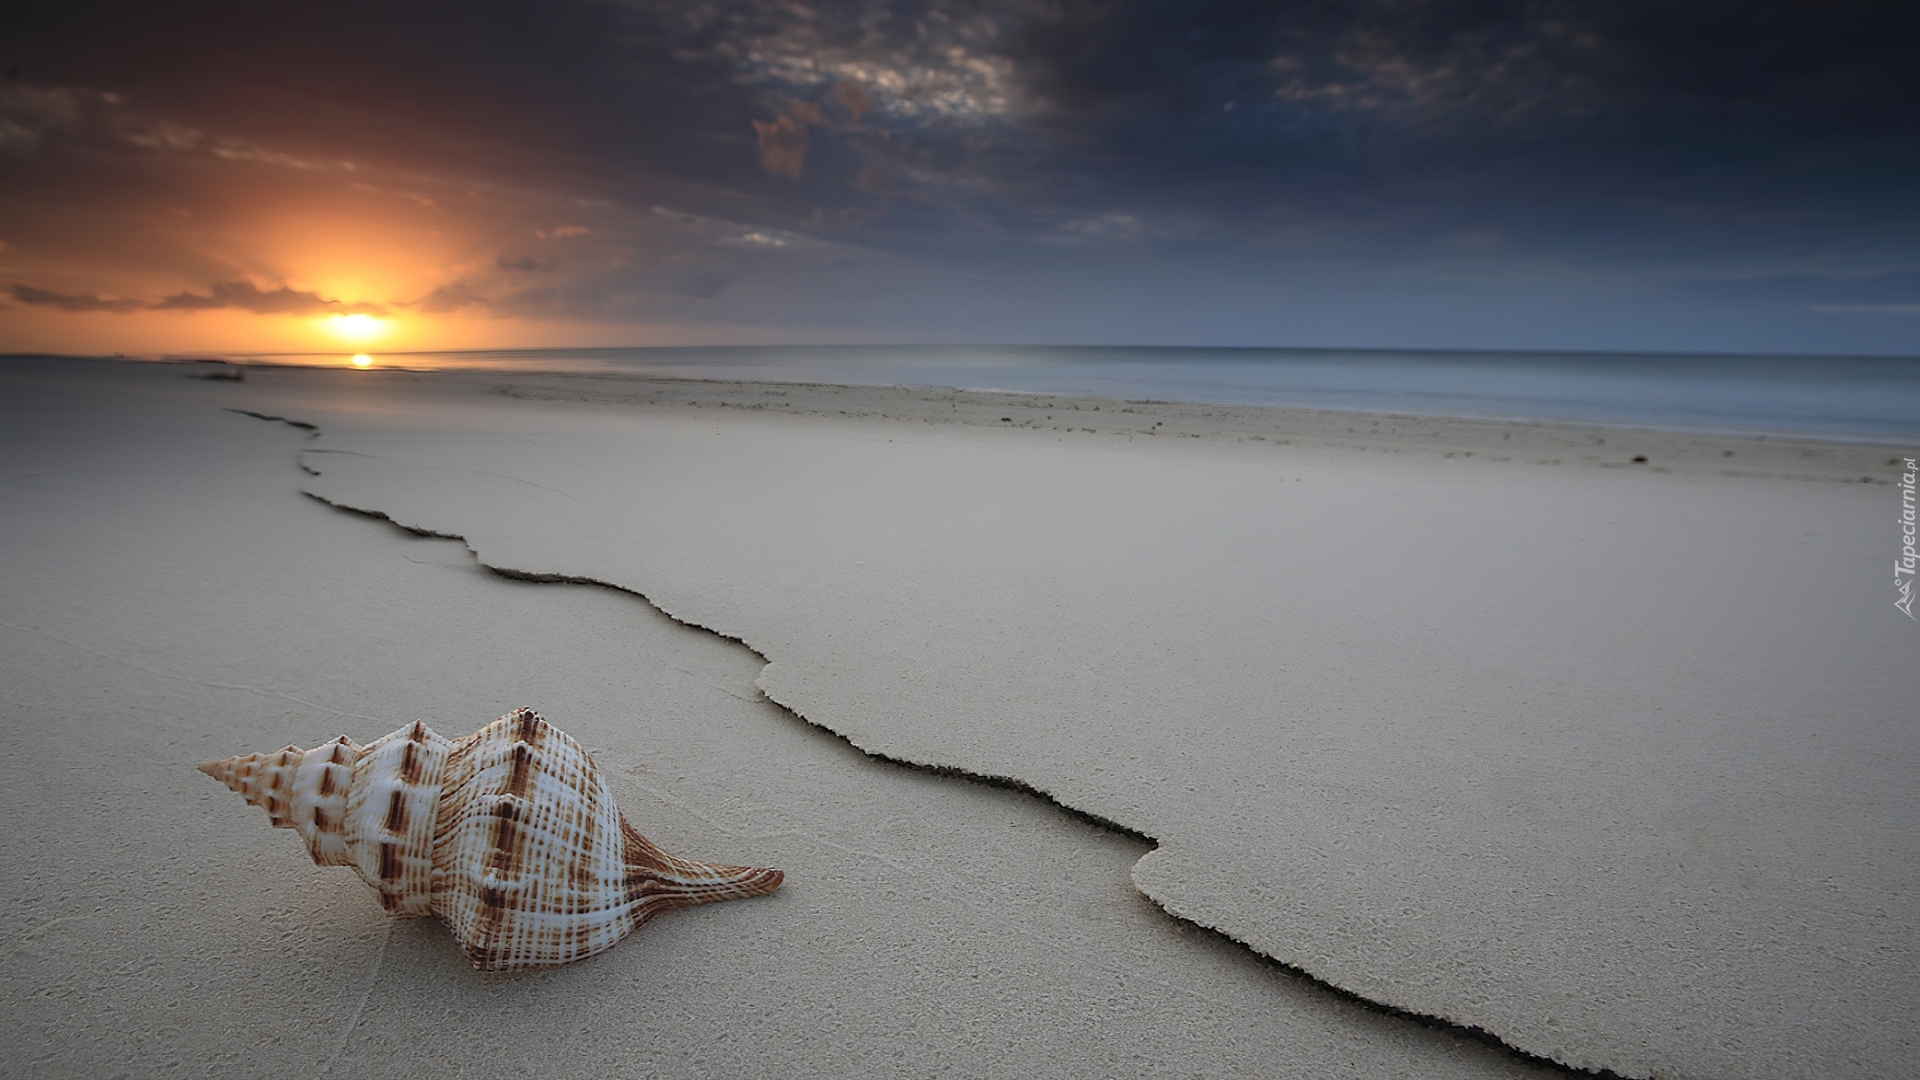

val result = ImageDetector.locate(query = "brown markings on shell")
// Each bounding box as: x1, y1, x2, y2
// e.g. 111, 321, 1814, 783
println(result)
515, 708, 541, 746
487, 800, 520, 874
200, 709, 783, 970
619, 817, 785, 919
505, 744, 532, 797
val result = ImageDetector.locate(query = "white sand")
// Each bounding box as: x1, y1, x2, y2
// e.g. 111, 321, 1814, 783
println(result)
3, 358, 1912, 1078
1, 358, 1558, 1077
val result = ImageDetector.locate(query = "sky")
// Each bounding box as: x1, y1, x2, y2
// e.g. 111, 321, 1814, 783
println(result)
2, 0, 1916, 357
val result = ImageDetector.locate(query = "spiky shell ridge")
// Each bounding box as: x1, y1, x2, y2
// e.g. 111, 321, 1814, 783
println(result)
199, 709, 783, 970
432, 708, 640, 968
288, 736, 360, 867
347, 721, 453, 915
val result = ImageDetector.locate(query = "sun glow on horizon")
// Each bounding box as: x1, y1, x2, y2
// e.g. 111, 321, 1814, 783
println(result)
349, 353, 374, 368
325, 312, 389, 343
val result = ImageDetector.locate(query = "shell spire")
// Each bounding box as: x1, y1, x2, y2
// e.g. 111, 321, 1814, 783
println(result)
198, 744, 304, 828
199, 709, 782, 970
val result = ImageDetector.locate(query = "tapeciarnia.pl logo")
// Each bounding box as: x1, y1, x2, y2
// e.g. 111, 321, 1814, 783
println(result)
1900, 457, 1918, 619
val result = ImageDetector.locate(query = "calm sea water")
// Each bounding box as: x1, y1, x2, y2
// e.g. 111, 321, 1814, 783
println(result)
239, 345, 1919, 442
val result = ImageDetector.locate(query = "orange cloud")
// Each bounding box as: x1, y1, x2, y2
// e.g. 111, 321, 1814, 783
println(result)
751, 102, 822, 179
830, 80, 871, 123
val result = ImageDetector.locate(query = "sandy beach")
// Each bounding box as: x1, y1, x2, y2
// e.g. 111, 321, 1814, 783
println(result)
1, 356, 1912, 1079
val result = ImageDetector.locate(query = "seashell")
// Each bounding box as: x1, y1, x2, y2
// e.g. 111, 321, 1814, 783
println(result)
199, 708, 782, 970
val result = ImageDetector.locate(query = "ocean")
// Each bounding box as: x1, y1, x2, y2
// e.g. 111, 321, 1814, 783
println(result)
236, 345, 1920, 442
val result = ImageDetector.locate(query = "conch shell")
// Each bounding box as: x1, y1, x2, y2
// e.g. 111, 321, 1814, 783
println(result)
199, 708, 782, 970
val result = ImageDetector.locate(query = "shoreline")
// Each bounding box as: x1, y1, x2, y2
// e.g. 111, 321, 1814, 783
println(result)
476, 368, 1908, 482
13, 353, 1918, 453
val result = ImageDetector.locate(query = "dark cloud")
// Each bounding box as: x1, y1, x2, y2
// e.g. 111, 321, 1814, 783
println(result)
3, 0, 1917, 351
18, 1, 1917, 220
413, 280, 490, 313
664, 265, 737, 300
488, 287, 559, 317
11, 280, 383, 315
0, 85, 93, 156
10, 283, 143, 312
151, 281, 385, 315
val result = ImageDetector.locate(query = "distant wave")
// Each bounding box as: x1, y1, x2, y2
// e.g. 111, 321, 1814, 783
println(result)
234, 345, 1920, 441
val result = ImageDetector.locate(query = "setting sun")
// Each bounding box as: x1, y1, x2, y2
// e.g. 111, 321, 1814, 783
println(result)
325, 313, 388, 342
349, 353, 373, 368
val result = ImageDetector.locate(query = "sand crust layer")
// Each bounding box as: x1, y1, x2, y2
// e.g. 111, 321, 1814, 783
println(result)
266, 365, 1914, 1080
